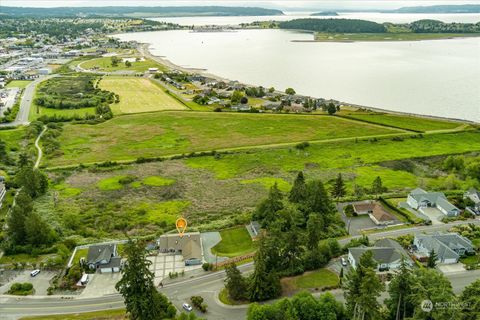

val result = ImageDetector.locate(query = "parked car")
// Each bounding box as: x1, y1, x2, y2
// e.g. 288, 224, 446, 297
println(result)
30, 269, 40, 277
341, 257, 347, 267
182, 303, 193, 312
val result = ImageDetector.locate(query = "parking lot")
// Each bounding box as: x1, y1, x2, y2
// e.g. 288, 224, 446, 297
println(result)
0, 270, 55, 296
147, 253, 202, 285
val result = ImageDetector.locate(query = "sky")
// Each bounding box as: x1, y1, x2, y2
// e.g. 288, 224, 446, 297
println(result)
2, 0, 480, 10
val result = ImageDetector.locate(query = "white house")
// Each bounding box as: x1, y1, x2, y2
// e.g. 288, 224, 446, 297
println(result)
407, 188, 460, 217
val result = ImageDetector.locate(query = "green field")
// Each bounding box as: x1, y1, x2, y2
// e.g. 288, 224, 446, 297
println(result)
20, 309, 126, 320
99, 77, 186, 114
241, 177, 291, 192
282, 268, 339, 292
186, 131, 480, 179
0, 128, 25, 150
5, 80, 31, 89
314, 32, 480, 42
80, 56, 166, 72
30, 104, 96, 120
211, 226, 256, 257
47, 112, 402, 167
341, 112, 464, 132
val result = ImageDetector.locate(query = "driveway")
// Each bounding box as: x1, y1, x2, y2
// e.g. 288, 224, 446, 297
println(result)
420, 207, 445, 225
80, 273, 121, 298
201, 232, 228, 264
346, 215, 378, 235
0, 270, 55, 296
438, 263, 466, 274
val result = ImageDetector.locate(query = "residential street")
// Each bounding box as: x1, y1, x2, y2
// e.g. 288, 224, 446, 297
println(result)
2, 220, 480, 319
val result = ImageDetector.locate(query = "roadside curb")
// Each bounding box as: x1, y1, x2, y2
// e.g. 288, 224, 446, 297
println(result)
213, 290, 249, 310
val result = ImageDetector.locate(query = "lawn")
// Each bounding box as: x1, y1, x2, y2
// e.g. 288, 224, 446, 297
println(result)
5, 80, 32, 89
29, 105, 96, 120
240, 177, 291, 192
99, 77, 186, 114
80, 56, 166, 72
0, 127, 25, 150
20, 309, 126, 320
340, 112, 463, 132
47, 112, 402, 167
211, 226, 256, 257
186, 131, 480, 179
282, 268, 339, 293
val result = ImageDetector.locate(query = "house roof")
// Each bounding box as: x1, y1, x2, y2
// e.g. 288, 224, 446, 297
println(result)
415, 234, 470, 261
158, 232, 202, 261
371, 204, 396, 222
465, 188, 480, 204
409, 188, 447, 204
99, 256, 121, 269
87, 244, 116, 265
349, 239, 413, 267
436, 197, 460, 213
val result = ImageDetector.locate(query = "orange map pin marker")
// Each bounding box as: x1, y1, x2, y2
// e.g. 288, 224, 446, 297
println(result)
176, 217, 187, 237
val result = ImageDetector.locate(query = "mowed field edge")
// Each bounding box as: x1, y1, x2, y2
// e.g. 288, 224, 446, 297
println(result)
99, 76, 187, 114
46, 111, 404, 166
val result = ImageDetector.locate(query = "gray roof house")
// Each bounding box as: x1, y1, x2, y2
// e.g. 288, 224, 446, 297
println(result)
465, 188, 480, 211
407, 188, 460, 217
158, 232, 202, 263
0, 182, 6, 208
348, 238, 413, 272
413, 233, 475, 264
86, 244, 121, 273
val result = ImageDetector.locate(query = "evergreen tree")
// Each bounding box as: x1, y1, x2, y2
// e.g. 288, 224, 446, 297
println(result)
306, 213, 323, 250
344, 251, 384, 320
15, 166, 48, 198
427, 249, 438, 268
331, 173, 347, 200
252, 183, 284, 227
25, 211, 55, 246
249, 238, 282, 302
371, 176, 384, 196
459, 279, 480, 320
289, 171, 307, 203
224, 263, 248, 301
7, 190, 33, 245
306, 179, 334, 215
116, 239, 176, 320
385, 258, 415, 320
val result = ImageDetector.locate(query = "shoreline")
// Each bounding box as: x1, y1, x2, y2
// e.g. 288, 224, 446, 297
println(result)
138, 42, 475, 125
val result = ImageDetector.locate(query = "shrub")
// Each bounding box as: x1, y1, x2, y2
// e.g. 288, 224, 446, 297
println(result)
202, 262, 214, 271
8, 282, 34, 295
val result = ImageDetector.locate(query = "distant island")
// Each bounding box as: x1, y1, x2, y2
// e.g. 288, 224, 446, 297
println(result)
311, 11, 339, 16
392, 4, 480, 14
0, 6, 284, 18
279, 18, 480, 42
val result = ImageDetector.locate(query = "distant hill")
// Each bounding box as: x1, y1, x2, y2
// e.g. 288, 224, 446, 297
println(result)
393, 4, 480, 13
0, 6, 284, 18
311, 11, 339, 17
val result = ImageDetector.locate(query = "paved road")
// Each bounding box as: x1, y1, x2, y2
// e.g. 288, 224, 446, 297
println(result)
34, 126, 47, 169
2, 220, 480, 319
0, 75, 55, 128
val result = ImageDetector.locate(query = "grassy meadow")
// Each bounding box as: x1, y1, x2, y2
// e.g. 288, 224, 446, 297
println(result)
0, 127, 25, 150
341, 112, 465, 132
80, 56, 166, 72
5, 80, 32, 89
46, 112, 402, 167
99, 77, 186, 114
314, 32, 480, 42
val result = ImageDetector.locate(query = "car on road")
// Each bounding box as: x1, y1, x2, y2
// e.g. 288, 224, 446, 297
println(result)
30, 269, 40, 277
341, 257, 348, 266
182, 303, 193, 312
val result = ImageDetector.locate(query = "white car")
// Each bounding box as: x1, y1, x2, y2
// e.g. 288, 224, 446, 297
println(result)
341, 257, 348, 267
30, 269, 40, 277
182, 303, 193, 312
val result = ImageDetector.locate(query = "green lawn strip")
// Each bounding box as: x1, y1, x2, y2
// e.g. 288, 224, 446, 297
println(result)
80, 56, 166, 72
314, 32, 480, 42
20, 309, 126, 320
211, 226, 256, 257
186, 131, 480, 179
240, 177, 291, 192
340, 112, 462, 132
285, 268, 339, 290
460, 254, 480, 266
48, 111, 401, 167
71, 248, 88, 265
5, 80, 32, 89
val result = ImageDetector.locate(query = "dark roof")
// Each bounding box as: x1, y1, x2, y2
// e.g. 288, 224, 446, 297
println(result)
87, 244, 116, 265
99, 256, 121, 269
350, 239, 413, 266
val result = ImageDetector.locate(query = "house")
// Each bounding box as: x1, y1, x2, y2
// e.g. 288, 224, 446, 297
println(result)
158, 232, 202, 265
231, 104, 251, 112
86, 244, 121, 273
465, 188, 480, 211
413, 233, 475, 264
407, 188, 460, 217
0, 182, 6, 208
348, 238, 413, 271
369, 204, 396, 226
148, 67, 159, 74
352, 201, 375, 215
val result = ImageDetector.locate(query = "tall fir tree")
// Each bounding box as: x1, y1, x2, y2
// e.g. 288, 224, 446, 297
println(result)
252, 183, 283, 227
306, 213, 323, 250
331, 173, 347, 200
371, 176, 384, 197
116, 239, 176, 320
225, 263, 248, 301
385, 258, 415, 320
7, 190, 33, 245
427, 249, 438, 268
289, 171, 307, 203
